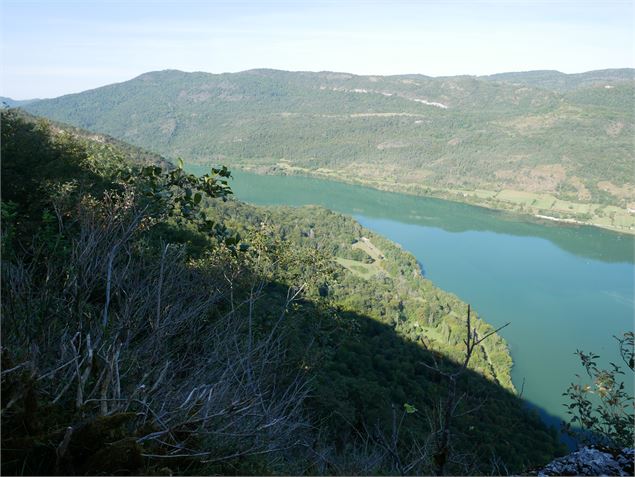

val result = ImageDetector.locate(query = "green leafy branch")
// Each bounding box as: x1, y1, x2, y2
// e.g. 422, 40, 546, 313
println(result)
562, 332, 634, 448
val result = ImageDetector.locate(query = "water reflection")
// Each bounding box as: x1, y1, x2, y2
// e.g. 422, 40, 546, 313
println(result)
209, 168, 634, 264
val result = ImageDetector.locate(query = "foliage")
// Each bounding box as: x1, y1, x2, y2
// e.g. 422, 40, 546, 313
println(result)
203, 200, 565, 471
22, 68, 635, 212
481, 68, 634, 92
124, 158, 243, 251
1, 111, 566, 475
1, 111, 310, 475
562, 332, 634, 448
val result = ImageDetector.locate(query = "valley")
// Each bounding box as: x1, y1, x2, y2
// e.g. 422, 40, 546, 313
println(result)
3, 0, 634, 473
21, 68, 635, 234
3, 67, 634, 474
2, 110, 565, 474
235, 160, 635, 234
199, 166, 634, 430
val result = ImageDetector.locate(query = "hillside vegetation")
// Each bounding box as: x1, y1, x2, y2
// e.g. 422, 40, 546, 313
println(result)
481, 68, 634, 91
23, 68, 635, 233
1, 96, 40, 108
1, 110, 564, 475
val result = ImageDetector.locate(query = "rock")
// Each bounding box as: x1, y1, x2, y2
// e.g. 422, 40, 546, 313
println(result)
537, 446, 634, 476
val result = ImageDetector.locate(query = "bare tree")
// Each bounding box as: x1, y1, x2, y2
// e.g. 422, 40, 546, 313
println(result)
422, 305, 510, 476
366, 404, 434, 476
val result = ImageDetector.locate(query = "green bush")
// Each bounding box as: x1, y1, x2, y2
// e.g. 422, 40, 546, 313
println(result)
563, 332, 634, 448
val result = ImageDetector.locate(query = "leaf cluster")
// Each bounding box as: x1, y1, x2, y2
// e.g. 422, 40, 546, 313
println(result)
562, 332, 634, 448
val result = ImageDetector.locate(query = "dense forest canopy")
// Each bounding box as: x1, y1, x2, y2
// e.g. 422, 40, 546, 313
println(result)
1, 110, 565, 475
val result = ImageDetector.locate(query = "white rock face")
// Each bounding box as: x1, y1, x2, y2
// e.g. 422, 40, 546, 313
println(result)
537, 447, 634, 476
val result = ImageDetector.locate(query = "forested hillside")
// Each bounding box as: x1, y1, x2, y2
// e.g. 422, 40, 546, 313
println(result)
1, 97, 39, 108
23, 68, 635, 233
481, 68, 634, 91
1, 110, 564, 475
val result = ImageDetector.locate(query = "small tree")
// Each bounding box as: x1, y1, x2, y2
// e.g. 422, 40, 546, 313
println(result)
422, 305, 509, 475
562, 332, 634, 448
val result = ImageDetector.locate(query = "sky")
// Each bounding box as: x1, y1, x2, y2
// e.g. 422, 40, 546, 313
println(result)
1, 0, 633, 99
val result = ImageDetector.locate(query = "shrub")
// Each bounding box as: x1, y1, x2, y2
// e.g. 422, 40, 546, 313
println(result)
562, 332, 634, 448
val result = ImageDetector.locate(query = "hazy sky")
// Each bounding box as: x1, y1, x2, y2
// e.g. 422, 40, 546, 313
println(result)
2, 0, 633, 99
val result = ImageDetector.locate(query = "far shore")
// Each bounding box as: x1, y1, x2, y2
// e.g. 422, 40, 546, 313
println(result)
226, 163, 635, 237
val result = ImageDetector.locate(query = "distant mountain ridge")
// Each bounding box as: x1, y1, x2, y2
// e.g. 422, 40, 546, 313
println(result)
1, 96, 40, 108
480, 68, 634, 91
23, 67, 635, 232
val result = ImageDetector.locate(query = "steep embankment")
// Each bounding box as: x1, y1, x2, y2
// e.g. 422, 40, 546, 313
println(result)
207, 200, 516, 391
23, 68, 635, 234
1, 110, 564, 474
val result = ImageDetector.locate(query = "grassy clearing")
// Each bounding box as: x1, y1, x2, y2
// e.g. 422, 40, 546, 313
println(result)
336, 238, 390, 280
594, 216, 614, 227
353, 237, 385, 261
335, 257, 379, 279
496, 189, 545, 204
533, 198, 557, 209
613, 214, 635, 228
473, 189, 498, 199
551, 200, 593, 214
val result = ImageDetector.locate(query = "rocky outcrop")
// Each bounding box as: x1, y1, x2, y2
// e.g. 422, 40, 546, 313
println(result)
536, 447, 634, 476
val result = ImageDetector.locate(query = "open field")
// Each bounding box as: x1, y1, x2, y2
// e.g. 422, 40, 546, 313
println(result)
336, 237, 388, 279
352, 237, 385, 261
334, 257, 379, 278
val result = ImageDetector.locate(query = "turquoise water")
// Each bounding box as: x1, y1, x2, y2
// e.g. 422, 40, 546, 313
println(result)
190, 165, 635, 425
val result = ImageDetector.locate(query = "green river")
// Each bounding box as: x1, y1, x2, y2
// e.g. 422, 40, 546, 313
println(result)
191, 166, 635, 430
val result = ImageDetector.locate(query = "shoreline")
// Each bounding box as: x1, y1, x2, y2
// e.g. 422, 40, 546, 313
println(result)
231, 164, 635, 237
188, 160, 633, 436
